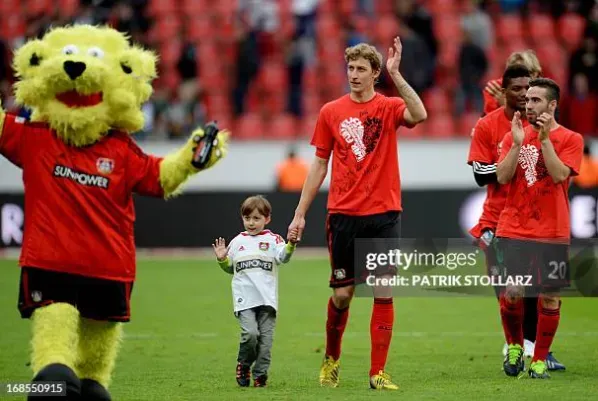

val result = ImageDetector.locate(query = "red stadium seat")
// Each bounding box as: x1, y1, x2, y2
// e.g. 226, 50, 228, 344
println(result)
438, 43, 460, 69
352, 15, 371, 37
187, 16, 213, 42
375, 14, 401, 45
302, 91, 322, 116
498, 40, 530, 62
182, 0, 209, 14
303, 68, 318, 91
265, 114, 298, 139
424, 114, 456, 138
0, 15, 26, 41
496, 14, 524, 43
300, 114, 319, 138
316, 16, 341, 40
458, 112, 481, 137
398, 122, 424, 139
234, 113, 264, 140
374, 0, 394, 15
423, 88, 451, 114
205, 94, 231, 116
211, 0, 237, 18
148, 0, 178, 16
558, 13, 586, 51
529, 14, 555, 43
258, 62, 288, 92
262, 91, 288, 115
198, 62, 228, 93
433, 15, 462, 43
57, 0, 80, 18
317, 0, 334, 14
318, 41, 345, 63
535, 41, 565, 70
338, 0, 357, 17
158, 41, 182, 68
0, 0, 20, 13
427, 0, 457, 15
196, 41, 219, 62
26, 0, 53, 16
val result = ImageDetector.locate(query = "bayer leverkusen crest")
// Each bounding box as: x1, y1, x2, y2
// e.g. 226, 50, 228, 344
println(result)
259, 242, 269, 251
96, 158, 115, 175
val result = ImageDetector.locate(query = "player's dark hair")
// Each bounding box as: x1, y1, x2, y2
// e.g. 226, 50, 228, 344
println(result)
501, 65, 531, 89
529, 77, 560, 103
241, 195, 272, 218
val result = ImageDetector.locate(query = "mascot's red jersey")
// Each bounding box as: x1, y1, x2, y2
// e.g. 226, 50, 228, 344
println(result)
0, 114, 163, 282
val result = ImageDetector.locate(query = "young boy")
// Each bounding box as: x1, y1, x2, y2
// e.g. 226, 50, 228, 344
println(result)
213, 195, 299, 387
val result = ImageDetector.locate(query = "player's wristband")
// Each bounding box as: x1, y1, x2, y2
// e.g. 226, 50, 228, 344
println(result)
217, 257, 230, 270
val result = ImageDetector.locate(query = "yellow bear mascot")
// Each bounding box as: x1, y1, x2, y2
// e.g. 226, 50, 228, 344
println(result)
0, 25, 229, 400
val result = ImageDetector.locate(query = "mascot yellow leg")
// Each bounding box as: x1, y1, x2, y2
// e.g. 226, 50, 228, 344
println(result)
76, 318, 123, 401
29, 303, 81, 400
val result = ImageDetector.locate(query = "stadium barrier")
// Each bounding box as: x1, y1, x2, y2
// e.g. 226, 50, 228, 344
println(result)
1, 187, 597, 248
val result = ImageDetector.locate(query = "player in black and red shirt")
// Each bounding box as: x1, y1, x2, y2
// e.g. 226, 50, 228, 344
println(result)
288, 38, 427, 390
496, 78, 583, 378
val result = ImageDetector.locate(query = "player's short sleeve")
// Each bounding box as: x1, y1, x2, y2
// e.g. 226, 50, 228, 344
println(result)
467, 118, 494, 164
559, 132, 584, 176
0, 114, 30, 168
388, 97, 414, 129
497, 132, 513, 164
125, 137, 164, 197
310, 106, 334, 159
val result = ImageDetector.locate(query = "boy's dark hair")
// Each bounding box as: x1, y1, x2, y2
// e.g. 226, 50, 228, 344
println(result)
529, 77, 560, 102
502, 65, 531, 89
241, 195, 272, 217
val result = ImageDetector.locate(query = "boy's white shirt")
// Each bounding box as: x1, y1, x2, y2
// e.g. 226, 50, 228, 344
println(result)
225, 229, 293, 313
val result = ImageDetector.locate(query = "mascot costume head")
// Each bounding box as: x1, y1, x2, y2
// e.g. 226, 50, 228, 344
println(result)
0, 25, 229, 400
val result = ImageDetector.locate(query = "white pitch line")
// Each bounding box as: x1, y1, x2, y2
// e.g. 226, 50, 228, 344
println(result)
123, 331, 598, 340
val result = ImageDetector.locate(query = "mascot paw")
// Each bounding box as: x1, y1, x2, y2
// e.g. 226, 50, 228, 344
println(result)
190, 127, 230, 171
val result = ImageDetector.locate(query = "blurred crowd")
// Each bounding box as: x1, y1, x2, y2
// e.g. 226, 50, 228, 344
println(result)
1, 0, 598, 141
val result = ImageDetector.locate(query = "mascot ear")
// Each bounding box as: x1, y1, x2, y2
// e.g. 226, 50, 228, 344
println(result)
13, 39, 50, 79
120, 46, 157, 104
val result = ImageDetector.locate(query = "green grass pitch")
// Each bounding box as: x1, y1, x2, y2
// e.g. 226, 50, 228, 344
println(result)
0, 258, 597, 401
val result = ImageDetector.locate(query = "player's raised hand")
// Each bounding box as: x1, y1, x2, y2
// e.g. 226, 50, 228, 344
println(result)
511, 111, 524, 146
288, 215, 305, 243
212, 237, 227, 261
485, 79, 505, 105
536, 112, 553, 142
485, 79, 502, 97
386, 36, 402, 76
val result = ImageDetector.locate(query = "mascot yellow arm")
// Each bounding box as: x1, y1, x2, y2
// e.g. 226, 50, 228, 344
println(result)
159, 128, 229, 198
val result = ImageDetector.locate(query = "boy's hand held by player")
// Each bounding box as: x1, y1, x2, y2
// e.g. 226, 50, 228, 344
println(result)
511, 111, 524, 146
537, 112, 553, 142
386, 36, 402, 76
212, 237, 227, 261
287, 228, 299, 244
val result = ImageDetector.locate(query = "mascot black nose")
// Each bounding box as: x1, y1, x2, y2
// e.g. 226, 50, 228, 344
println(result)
63, 61, 86, 80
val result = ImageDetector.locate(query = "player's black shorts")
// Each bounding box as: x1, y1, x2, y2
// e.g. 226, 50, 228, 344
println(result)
496, 238, 570, 295
18, 267, 134, 322
326, 211, 401, 288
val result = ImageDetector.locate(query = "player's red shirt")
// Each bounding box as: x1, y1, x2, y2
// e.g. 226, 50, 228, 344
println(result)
467, 107, 529, 238
0, 114, 164, 282
483, 78, 502, 116
311, 93, 412, 215
496, 124, 584, 241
